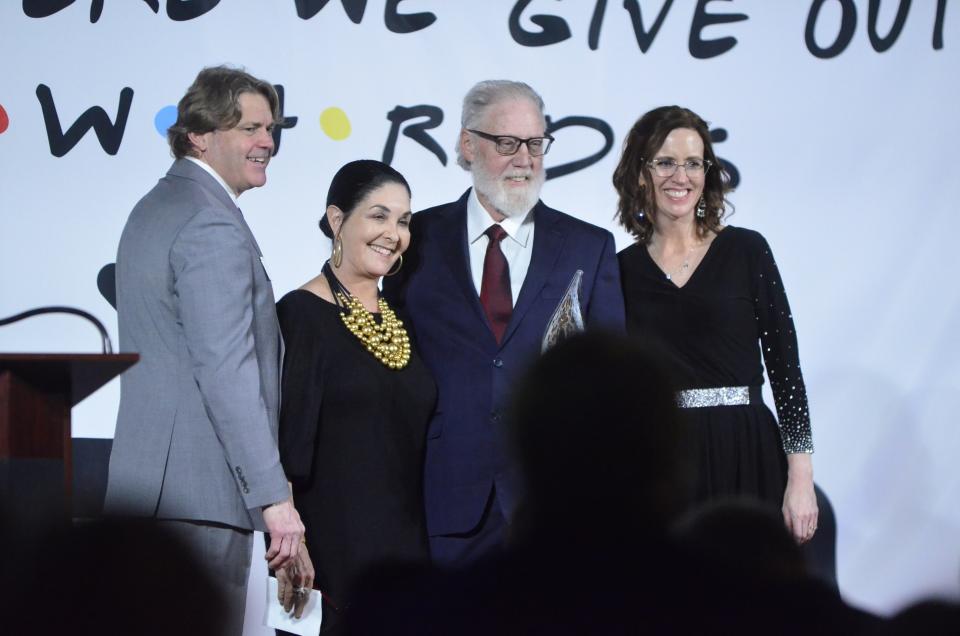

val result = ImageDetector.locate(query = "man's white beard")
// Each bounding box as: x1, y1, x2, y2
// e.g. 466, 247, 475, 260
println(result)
471, 161, 544, 218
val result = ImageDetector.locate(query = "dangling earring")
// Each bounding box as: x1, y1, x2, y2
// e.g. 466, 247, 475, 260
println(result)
385, 254, 403, 276
635, 183, 647, 222
696, 196, 706, 219
332, 234, 343, 268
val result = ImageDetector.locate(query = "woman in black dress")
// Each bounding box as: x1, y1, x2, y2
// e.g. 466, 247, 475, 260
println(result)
275, 160, 435, 633
612, 106, 818, 544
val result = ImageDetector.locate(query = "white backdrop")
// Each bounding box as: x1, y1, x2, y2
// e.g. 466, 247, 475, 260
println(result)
2, 1, 958, 629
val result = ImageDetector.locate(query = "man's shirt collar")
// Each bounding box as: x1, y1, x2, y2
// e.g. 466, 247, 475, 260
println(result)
185, 156, 240, 207
466, 187, 535, 247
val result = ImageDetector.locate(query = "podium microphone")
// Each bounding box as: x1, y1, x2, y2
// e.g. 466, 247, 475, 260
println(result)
0, 306, 113, 354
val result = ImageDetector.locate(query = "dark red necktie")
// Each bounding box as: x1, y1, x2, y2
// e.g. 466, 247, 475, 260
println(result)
480, 224, 512, 344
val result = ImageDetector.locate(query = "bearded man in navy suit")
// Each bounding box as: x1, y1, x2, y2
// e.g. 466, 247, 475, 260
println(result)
383, 80, 625, 565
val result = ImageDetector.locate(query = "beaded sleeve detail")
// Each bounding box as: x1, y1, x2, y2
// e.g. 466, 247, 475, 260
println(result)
753, 236, 813, 454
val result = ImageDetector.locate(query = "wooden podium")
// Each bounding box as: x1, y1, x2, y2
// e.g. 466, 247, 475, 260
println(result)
0, 353, 138, 525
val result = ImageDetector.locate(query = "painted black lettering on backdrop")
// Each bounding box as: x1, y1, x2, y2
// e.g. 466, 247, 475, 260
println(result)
165, 0, 219, 21
24, 0, 88, 19
588, 0, 675, 52
272, 85, 298, 156
508, 0, 571, 46
805, 0, 857, 58
933, 0, 947, 49
23, 0, 115, 21
380, 106, 616, 178
36, 84, 133, 157
34, 82, 291, 157
511, 0, 745, 57
867, 0, 912, 51
689, 0, 748, 59
805, 0, 947, 57
295, 0, 435, 32
382, 105, 447, 166
22, 0, 219, 22
295, 0, 366, 22
544, 115, 613, 180
385, 0, 436, 33
709, 128, 739, 189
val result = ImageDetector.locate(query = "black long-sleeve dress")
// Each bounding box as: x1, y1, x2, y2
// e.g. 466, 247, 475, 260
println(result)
276, 289, 435, 632
619, 226, 812, 507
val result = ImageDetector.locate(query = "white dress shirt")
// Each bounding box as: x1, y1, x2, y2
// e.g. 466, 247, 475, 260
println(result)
185, 156, 239, 207
466, 187, 536, 307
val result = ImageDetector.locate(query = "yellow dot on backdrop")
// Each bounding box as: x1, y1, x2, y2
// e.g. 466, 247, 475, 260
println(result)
319, 107, 351, 140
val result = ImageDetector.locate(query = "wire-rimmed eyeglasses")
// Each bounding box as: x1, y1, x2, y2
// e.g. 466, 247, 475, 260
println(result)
646, 158, 713, 178
467, 129, 555, 157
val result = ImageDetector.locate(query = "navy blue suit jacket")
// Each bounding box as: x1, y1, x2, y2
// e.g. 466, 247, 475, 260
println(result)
384, 189, 625, 537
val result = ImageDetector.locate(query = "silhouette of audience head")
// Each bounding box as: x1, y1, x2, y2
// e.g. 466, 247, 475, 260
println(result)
883, 600, 960, 635
2, 518, 226, 635
674, 497, 807, 582
345, 333, 889, 635
507, 332, 692, 542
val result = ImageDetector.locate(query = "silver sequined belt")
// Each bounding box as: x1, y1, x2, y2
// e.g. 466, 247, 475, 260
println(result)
675, 386, 762, 409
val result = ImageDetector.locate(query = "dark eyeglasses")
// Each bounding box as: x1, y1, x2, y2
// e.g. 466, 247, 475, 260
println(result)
467, 129, 555, 157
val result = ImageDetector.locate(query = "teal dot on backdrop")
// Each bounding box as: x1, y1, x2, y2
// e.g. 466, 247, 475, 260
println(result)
154, 106, 177, 136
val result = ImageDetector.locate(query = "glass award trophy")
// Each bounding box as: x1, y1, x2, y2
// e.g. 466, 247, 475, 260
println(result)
541, 269, 585, 352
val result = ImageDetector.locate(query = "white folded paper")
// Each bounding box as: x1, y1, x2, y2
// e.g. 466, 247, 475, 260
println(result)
264, 576, 323, 636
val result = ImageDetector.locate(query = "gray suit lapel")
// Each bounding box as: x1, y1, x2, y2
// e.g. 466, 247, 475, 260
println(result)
168, 159, 264, 257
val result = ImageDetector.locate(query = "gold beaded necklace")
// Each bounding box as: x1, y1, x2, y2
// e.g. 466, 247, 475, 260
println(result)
334, 291, 411, 370
323, 261, 411, 369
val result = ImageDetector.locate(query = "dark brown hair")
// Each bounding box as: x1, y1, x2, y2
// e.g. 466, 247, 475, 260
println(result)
167, 65, 280, 159
612, 105, 731, 243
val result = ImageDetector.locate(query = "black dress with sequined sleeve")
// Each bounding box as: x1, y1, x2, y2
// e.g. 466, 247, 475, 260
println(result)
276, 289, 435, 633
618, 226, 812, 507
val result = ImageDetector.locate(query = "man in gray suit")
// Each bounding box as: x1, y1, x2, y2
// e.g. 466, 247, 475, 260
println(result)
105, 66, 306, 632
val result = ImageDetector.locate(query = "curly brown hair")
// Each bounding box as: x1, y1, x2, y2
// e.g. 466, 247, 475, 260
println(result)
612, 106, 731, 244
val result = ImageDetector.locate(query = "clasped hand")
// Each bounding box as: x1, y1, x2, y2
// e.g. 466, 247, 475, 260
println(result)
276, 544, 315, 619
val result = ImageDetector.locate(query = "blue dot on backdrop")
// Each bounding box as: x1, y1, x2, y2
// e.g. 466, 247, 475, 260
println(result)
154, 106, 177, 137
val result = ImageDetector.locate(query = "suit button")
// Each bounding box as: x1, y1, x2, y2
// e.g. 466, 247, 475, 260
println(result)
493, 358, 503, 368
491, 411, 501, 422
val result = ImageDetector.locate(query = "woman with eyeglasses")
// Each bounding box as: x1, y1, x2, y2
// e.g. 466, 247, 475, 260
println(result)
613, 106, 818, 545
273, 160, 435, 634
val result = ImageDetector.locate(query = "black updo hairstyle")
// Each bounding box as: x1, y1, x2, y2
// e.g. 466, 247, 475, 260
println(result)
318, 159, 412, 238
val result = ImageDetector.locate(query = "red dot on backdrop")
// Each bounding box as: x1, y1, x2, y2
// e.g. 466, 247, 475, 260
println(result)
0, 105, 9, 134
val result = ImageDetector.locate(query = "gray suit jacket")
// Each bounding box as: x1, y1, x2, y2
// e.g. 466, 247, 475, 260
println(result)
105, 159, 290, 531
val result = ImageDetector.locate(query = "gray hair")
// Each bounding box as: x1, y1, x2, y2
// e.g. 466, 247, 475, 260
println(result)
456, 80, 546, 170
